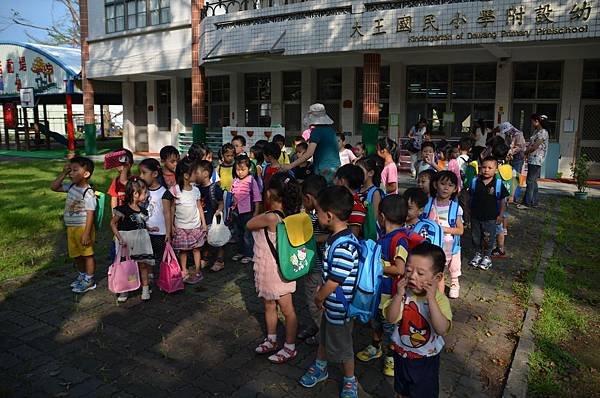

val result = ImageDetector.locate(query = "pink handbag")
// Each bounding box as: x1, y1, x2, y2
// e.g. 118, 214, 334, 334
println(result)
157, 243, 184, 293
108, 245, 141, 294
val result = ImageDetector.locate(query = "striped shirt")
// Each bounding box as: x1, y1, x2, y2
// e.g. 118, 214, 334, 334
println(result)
322, 229, 360, 325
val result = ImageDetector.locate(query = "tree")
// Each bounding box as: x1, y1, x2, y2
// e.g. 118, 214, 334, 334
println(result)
8, 0, 80, 48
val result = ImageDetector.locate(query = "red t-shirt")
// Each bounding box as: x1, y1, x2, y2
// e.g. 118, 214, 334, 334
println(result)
348, 193, 367, 227
263, 165, 278, 190
107, 177, 127, 207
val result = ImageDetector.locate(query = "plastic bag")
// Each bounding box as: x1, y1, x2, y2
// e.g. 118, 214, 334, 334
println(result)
207, 213, 231, 247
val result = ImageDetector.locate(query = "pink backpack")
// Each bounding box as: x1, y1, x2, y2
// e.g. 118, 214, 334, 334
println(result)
157, 243, 184, 293
108, 245, 141, 294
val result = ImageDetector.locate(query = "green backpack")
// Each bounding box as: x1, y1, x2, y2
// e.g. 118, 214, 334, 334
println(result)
362, 186, 385, 241
70, 184, 106, 230
265, 211, 316, 281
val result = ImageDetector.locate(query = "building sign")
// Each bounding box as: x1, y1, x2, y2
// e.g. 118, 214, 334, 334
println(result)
0, 44, 78, 98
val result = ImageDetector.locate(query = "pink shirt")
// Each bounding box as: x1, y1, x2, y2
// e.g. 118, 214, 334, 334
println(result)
302, 128, 312, 141
231, 176, 261, 214
381, 162, 398, 194
447, 159, 463, 191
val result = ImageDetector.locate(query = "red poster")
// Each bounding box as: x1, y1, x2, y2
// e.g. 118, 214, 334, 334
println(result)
3, 103, 17, 128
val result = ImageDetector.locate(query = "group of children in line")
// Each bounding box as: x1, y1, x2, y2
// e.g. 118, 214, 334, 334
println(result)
52, 129, 516, 398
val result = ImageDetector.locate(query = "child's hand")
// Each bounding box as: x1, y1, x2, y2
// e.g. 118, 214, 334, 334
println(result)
164, 234, 170, 243
202, 225, 208, 232
396, 277, 408, 298
442, 226, 452, 234
496, 215, 503, 225
62, 163, 71, 174
314, 295, 324, 311
80, 232, 91, 246
424, 278, 438, 300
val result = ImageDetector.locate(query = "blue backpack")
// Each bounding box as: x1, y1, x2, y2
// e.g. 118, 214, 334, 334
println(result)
418, 197, 461, 254
330, 237, 383, 324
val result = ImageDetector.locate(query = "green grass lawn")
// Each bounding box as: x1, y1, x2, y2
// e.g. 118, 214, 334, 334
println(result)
529, 197, 600, 397
0, 159, 118, 284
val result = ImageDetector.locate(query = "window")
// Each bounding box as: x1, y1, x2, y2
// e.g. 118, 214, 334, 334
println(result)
317, 69, 342, 130
209, 76, 230, 129
105, 0, 169, 33
156, 80, 171, 130
283, 71, 302, 133
355, 66, 390, 135
512, 62, 562, 140
407, 64, 496, 136
245, 73, 271, 127
582, 59, 600, 99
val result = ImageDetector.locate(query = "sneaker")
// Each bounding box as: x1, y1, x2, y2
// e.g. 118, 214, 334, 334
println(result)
479, 256, 493, 270
184, 273, 204, 285
469, 252, 482, 267
516, 204, 529, 210
340, 377, 359, 398
299, 363, 328, 388
70, 273, 85, 288
141, 287, 151, 301
232, 254, 243, 261
241, 256, 253, 264
356, 344, 382, 362
117, 293, 128, 303
491, 247, 506, 258
71, 278, 96, 293
449, 282, 460, 299
383, 356, 394, 377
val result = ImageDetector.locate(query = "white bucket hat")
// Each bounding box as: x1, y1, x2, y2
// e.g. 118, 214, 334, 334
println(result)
304, 103, 334, 125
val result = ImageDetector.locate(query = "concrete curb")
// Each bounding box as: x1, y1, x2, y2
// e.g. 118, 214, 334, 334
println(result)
502, 224, 556, 398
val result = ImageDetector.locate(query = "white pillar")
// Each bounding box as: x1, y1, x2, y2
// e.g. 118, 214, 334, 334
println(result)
122, 81, 136, 152
271, 71, 283, 127
558, 59, 583, 175
495, 61, 512, 124
301, 67, 315, 126
146, 80, 157, 153
389, 63, 406, 141
341, 67, 355, 141
229, 72, 245, 127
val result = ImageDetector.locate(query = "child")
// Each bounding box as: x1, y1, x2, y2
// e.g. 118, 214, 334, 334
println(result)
247, 172, 302, 363
232, 135, 247, 156
417, 169, 436, 197
299, 186, 360, 397
384, 242, 452, 398
249, 145, 265, 177
402, 187, 428, 229
108, 149, 134, 209
377, 137, 399, 195
218, 143, 235, 191
338, 133, 357, 166
357, 155, 384, 240
51, 157, 98, 293
291, 142, 313, 182
231, 155, 262, 264
171, 157, 208, 284
491, 143, 514, 258
458, 137, 472, 176
469, 156, 509, 270
196, 160, 226, 272
273, 134, 290, 164
458, 138, 472, 226
353, 142, 366, 162
428, 171, 464, 298
416, 142, 437, 175
446, 145, 463, 191
139, 158, 174, 278
290, 136, 305, 163
435, 140, 448, 170
334, 164, 367, 238
110, 177, 155, 301
298, 175, 329, 346
160, 145, 180, 188
356, 195, 411, 377
262, 142, 281, 190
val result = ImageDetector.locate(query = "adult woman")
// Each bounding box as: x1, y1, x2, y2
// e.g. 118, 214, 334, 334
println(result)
281, 103, 340, 184
407, 118, 427, 178
471, 118, 490, 162
498, 122, 527, 175
517, 114, 549, 210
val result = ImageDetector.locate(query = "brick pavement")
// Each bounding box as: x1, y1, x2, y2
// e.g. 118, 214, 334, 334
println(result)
0, 205, 546, 398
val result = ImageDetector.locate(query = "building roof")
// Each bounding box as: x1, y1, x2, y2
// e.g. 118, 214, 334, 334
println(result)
0, 41, 80, 77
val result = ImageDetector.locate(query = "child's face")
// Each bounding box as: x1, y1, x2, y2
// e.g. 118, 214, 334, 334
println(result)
334, 176, 348, 190
434, 178, 457, 200
222, 150, 235, 165
421, 146, 435, 160
406, 254, 440, 295
134, 187, 148, 204
481, 160, 497, 179
358, 165, 372, 185
204, 152, 213, 162
337, 137, 344, 150
302, 194, 316, 211
197, 169, 211, 185
423, 132, 432, 141
295, 146, 306, 158
406, 199, 424, 222
316, 203, 334, 231
68, 163, 90, 184
276, 141, 284, 150
236, 163, 250, 179
232, 140, 245, 155
417, 175, 431, 194
354, 145, 365, 157
162, 155, 179, 173
138, 165, 156, 186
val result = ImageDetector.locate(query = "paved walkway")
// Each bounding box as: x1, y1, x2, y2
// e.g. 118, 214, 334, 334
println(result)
0, 203, 548, 397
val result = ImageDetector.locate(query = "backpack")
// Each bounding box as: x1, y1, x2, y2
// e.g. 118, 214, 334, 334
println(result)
381, 228, 425, 297
497, 163, 514, 195
362, 186, 385, 242
70, 184, 106, 230
470, 176, 502, 213
463, 160, 479, 189
330, 236, 383, 324
264, 211, 317, 281
419, 197, 461, 254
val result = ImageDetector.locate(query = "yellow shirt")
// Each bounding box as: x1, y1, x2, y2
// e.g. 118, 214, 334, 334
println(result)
278, 151, 290, 165
218, 163, 234, 191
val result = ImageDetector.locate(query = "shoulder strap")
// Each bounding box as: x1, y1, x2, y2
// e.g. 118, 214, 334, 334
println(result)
263, 210, 284, 266
495, 178, 502, 201
389, 229, 408, 262
423, 197, 434, 218
448, 200, 459, 227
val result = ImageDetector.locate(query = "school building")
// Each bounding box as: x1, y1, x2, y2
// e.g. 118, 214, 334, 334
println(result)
85, 0, 600, 177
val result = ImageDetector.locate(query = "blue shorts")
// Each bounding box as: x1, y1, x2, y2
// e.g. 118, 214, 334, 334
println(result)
393, 352, 440, 398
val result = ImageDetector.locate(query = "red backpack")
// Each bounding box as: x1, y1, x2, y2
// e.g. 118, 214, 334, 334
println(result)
386, 229, 425, 297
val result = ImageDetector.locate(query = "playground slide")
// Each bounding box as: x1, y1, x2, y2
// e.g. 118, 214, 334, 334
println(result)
37, 124, 68, 146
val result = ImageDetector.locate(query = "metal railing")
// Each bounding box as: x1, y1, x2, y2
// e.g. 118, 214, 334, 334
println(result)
202, 0, 313, 18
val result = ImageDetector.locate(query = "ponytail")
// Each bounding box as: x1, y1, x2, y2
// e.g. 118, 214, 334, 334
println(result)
267, 172, 302, 216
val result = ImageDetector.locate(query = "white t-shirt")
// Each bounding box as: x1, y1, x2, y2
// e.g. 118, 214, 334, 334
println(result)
62, 183, 97, 227
172, 185, 202, 229
146, 186, 174, 235
339, 148, 357, 165
474, 127, 489, 147
381, 162, 398, 194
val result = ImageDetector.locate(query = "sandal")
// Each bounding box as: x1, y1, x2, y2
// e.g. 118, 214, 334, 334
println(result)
268, 347, 298, 364
211, 258, 225, 272
255, 337, 278, 354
